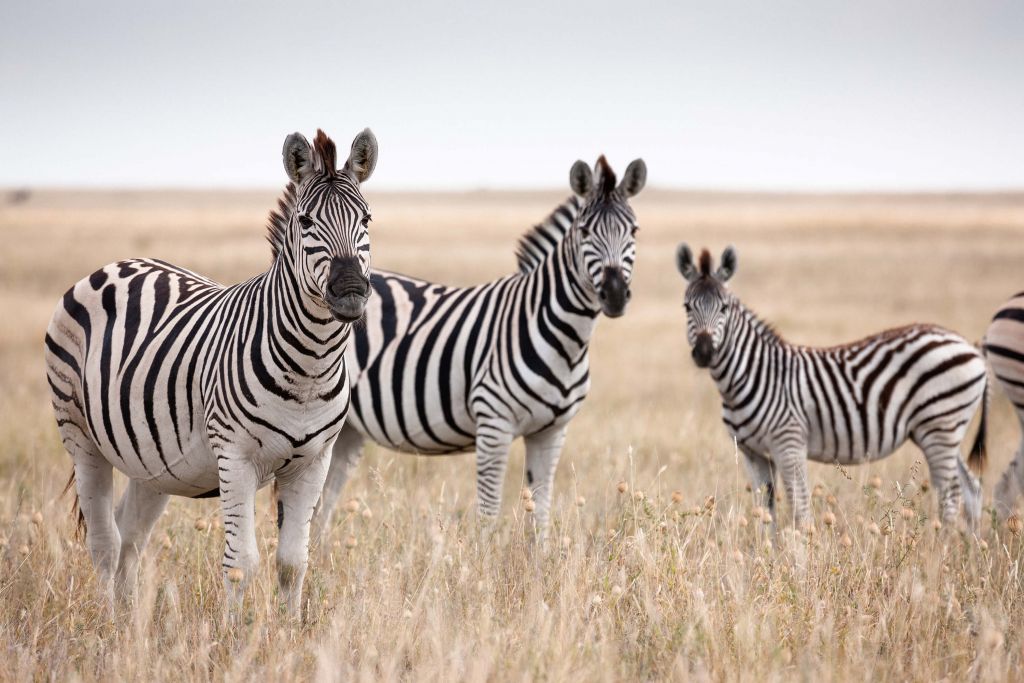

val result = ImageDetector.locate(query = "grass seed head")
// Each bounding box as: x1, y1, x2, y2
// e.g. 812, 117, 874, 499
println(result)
361, 508, 373, 520
900, 507, 915, 520
869, 476, 883, 490
345, 500, 360, 514
226, 567, 244, 583
840, 534, 853, 548
521, 487, 533, 501
867, 521, 881, 536
193, 518, 208, 532
617, 481, 628, 495
575, 495, 586, 507
524, 499, 536, 513
345, 535, 358, 549
671, 490, 684, 504
823, 511, 836, 527
1007, 515, 1023, 536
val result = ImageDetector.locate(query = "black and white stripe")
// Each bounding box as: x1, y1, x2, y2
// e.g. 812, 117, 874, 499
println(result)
44, 129, 378, 615
984, 292, 1024, 517
316, 156, 646, 533
677, 244, 986, 529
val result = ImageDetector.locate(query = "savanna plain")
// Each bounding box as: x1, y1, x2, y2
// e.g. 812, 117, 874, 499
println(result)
1, 187, 1023, 681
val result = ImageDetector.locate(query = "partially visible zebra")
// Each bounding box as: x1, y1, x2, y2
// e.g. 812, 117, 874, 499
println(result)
45, 128, 378, 615
984, 292, 1024, 517
676, 244, 986, 529
315, 156, 646, 535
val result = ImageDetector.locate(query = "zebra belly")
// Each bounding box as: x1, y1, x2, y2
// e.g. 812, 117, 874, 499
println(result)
347, 392, 477, 455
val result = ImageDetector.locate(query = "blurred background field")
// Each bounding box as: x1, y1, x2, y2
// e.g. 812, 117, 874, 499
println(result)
1, 189, 1023, 680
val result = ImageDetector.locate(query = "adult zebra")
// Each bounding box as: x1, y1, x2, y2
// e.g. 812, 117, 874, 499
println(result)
315, 156, 646, 535
676, 244, 986, 530
984, 292, 1024, 517
45, 128, 378, 615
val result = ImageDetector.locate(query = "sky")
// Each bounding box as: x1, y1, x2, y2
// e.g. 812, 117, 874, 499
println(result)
2, 0, 1023, 191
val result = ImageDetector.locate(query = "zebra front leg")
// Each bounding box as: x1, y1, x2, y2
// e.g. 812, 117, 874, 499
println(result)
474, 423, 514, 521
217, 455, 260, 617
524, 425, 567, 538
113, 479, 169, 602
774, 440, 812, 530
275, 453, 331, 618
313, 425, 364, 542
741, 447, 777, 531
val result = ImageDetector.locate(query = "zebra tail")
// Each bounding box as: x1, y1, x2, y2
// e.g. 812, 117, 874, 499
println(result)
62, 467, 86, 539
968, 343, 989, 474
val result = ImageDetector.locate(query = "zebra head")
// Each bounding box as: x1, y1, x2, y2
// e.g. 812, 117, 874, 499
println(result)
676, 244, 738, 368
280, 128, 378, 323
569, 156, 647, 318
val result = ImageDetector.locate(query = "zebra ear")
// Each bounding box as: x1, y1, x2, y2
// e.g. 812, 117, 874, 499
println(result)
618, 159, 647, 197
570, 160, 593, 197
677, 243, 699, 281
716, 245, 737, 281
283, 133, 315, 184
343, 128, 378, 184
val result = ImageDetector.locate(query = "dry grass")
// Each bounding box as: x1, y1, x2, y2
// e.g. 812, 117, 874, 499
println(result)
2, 188, 1024, 681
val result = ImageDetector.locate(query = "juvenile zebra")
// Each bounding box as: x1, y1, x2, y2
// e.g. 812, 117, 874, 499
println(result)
983, 292, 1024, 517
315, 156, 646, 535
676, 244, 986, 529
45, 128, 378, 615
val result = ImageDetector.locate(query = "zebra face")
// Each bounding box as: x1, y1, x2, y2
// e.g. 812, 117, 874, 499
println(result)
569, 156, 647, 318
282, 129, 378, 323
676, 244, 738, 368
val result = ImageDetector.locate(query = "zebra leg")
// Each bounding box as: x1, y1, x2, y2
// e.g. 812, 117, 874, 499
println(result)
217, 456, 260, 615
113, 479, 169, 602
918, 442, 964, 524
524, 425, 567, 537
994, 438, 1024, 519
275, 454, 331, 618
72, 452, 121, 602
775, 442, 812, 530
474, 423, 514, 520
313, 425, 364, 541
741, 447, 777, 527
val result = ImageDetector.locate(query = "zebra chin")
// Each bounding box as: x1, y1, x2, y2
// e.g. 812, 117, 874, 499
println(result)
327, 294, 368, 323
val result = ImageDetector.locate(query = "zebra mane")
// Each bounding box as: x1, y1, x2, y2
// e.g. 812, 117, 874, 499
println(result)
514, 195, 583, 274
266, 182, 297, 261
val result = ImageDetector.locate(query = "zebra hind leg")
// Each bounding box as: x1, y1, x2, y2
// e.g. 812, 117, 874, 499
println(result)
113, 479, 169, 602
312, 425, 364, 543
916, 438, 965, 525
69, 446, 121, 605
994, 437, 1024, 519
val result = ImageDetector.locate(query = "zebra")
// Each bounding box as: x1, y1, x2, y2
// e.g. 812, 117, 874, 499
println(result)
675, 244, 986, 530
44, 128, 378, 615
983, 292, 1024, 518
315, 155, 646, 535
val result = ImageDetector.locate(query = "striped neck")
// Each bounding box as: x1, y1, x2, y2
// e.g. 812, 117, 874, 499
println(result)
709, 303, 785, 400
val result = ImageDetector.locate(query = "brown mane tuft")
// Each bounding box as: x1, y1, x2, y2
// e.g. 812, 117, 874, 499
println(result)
596, 155, 617, 197
698, 249, 712, 277
313, 129, 337, 174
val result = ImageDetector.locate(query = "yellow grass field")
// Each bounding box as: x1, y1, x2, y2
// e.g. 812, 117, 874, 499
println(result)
1, 188, 1023, 681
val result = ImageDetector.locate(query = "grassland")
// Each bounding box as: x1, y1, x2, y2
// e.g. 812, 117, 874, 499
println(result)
1, 188, 1023, 681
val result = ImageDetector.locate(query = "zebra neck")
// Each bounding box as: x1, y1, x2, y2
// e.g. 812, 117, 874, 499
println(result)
521, 234, 601, 362
710, 304, 786, 402
258, 255, 350, 379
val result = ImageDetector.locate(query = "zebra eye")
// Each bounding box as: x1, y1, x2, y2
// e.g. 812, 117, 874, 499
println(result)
720, 304, 729, 313
684, 302, 692, 312
579, 226, 590, 238
630, 225, 639, 237
298, 215, 314, 229
361, 215, 371, 227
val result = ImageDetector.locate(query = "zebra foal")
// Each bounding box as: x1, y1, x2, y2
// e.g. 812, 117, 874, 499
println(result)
45, 128, 378, 615
676, 244, 986, 530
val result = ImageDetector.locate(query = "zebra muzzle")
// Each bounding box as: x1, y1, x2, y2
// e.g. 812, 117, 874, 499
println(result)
326, 256, 370, 323
599, 267, 631, 318
692, 334, 714, 368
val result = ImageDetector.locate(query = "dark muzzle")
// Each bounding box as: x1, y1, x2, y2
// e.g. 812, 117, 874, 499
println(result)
326, 256, 370, 323
692, 333, 714, 368
598, 267, 631, 318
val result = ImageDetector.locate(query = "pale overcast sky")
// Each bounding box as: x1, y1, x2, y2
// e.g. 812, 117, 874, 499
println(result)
2, 1, 1022, 190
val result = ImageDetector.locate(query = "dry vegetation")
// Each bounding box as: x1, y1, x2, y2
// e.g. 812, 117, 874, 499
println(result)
1, 188, 1024, 681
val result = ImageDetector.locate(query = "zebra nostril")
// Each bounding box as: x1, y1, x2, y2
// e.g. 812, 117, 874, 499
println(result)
625, 289, 632, 301
598, 290, 607, 300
